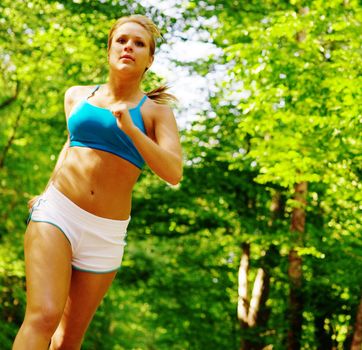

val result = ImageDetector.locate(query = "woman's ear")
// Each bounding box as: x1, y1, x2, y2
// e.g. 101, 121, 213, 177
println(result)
147, 55, 154, 70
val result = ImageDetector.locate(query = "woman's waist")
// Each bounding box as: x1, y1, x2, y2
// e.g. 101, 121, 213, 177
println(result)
41, 183, 131, 228
53, 162, 135, 220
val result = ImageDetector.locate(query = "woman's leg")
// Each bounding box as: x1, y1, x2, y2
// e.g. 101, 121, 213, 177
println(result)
50, 269, 117, 350
13, 222, 73, 350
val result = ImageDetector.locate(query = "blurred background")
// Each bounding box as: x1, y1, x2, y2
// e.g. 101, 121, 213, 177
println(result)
0, 0, 361, 349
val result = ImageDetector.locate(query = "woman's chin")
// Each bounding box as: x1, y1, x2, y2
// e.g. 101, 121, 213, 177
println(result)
110, 64, 142, 76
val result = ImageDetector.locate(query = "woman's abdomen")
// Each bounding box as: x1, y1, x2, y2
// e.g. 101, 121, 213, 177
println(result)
53, 147, 141, 220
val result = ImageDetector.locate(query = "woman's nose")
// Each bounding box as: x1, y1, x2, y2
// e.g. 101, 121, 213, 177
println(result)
124, 41, 133, 51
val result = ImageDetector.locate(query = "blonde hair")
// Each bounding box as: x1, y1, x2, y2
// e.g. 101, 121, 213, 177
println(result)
107, 15, 177, 105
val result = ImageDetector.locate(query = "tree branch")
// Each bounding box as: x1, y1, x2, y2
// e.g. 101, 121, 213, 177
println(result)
0, 103, 25, 169
0, 80, 20, 109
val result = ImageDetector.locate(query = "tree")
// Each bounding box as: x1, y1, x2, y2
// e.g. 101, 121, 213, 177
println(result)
181, 0, 362, 348
1, 0, 361, 349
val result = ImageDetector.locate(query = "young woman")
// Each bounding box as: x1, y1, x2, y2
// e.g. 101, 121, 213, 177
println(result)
13, 15, 182, 350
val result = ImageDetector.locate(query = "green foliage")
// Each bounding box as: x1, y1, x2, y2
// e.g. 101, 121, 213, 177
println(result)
180, 0, 362, 348
1, 0, 361, 349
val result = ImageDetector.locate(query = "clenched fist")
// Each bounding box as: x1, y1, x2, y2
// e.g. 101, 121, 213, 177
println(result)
109, 103, 136, 136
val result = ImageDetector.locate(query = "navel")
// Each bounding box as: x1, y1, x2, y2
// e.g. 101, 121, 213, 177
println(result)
90, 190, 95, 195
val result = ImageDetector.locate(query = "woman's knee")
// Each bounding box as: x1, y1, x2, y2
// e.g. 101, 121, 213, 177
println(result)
25, 303, 64, 337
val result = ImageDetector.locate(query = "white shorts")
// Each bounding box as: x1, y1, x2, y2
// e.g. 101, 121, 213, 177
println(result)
28, 183, 130, 273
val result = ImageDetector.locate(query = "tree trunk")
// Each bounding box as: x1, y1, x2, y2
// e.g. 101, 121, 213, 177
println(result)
286, 7, 310, 348
287, 181, 307, 350
238, 243, 250, 328
351, 294, 362, 350
247, 268, 265, 327
268, 190, 284, 227
237, 243, 272, 350
288, 249, 303, 350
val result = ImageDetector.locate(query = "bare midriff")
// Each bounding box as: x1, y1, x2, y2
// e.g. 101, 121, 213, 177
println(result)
52, 147, 141, 220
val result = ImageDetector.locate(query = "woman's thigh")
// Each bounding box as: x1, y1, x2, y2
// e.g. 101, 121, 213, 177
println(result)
51, 269, 117, 347
24, 221, 73, 319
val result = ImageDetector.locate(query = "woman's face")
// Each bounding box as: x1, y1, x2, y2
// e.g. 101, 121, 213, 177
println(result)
108, 22, 154, 75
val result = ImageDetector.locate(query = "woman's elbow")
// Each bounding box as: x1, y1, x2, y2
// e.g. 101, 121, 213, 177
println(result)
168, 175, 182, 186
167, 165, 183, 185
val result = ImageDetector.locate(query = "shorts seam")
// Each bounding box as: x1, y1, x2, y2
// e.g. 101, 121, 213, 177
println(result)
71, 264, 120, 274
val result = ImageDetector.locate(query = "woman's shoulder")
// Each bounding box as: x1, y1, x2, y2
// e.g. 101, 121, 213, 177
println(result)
64, 85, 97, 118
144, 97, 174, 120
64, 85, 97, 102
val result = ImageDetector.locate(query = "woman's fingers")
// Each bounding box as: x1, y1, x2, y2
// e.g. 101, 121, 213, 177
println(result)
110, 104, 135, 135
28, 195, 40, 210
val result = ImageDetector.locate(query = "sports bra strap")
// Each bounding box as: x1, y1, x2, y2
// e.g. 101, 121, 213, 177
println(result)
87, 85, 100, 99
135, 95, 147, 109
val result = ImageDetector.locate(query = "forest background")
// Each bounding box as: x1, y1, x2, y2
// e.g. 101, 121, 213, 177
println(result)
0, 0, 361, 349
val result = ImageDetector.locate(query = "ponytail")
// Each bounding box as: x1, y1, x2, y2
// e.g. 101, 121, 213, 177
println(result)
146, 85, 178, 105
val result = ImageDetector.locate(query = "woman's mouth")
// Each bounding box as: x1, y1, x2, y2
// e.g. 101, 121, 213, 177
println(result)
120, 55, 135, 61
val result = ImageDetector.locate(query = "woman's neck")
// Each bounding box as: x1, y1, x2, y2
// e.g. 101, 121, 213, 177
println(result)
106, 71, 143, 102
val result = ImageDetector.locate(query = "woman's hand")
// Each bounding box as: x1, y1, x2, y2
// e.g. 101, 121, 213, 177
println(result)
27, 195, 41, 211
110, 104, 136, 136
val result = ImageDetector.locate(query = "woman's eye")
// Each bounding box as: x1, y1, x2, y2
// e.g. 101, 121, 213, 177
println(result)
117, 38, 145, 47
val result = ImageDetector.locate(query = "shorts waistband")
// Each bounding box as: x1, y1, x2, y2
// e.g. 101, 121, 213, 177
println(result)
43, 183, 131, 232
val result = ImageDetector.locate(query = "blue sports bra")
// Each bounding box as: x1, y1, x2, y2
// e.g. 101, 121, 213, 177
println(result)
67, 85, 147, 169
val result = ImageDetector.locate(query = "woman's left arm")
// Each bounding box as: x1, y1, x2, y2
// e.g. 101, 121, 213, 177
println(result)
113, 103, 183, 185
